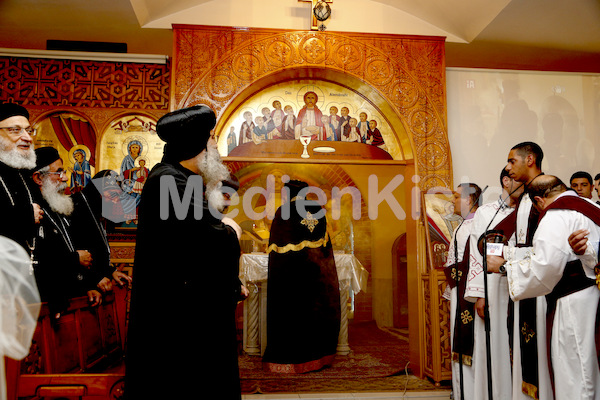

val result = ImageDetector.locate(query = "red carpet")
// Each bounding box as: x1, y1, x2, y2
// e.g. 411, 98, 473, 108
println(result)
239, 321, 418, 394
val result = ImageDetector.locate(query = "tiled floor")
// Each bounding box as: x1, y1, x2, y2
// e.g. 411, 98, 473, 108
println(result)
243, 391, 451, 400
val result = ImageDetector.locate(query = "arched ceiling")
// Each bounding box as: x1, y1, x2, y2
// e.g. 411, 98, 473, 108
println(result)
130, 0, 600, 52
128, 0, 509, 43
0, 0, 598, 71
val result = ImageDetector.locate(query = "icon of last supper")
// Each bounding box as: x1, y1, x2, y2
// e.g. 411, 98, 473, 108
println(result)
217, 81, 403, 161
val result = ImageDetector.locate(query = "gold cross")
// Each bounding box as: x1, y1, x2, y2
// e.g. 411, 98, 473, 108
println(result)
301, 212, 319, 232
298, 0, 333, 31
460, 310, 473, 325
451, 267, 463, 282
521, 322, 535, 343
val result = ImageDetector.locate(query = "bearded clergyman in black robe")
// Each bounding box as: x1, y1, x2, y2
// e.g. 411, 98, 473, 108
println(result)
125, 105, 246, 400
262, 180, 341, 373
0, 103, 42, 254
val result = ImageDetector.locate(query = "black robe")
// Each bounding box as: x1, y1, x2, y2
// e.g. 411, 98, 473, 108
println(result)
70, 188, 114, 286
262, 198, 341, 373
0, 161, 37, 253
32, 197, 97, 315
124, 157, 242, 400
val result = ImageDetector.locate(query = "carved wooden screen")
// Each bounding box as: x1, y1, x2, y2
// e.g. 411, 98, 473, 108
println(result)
170, 25, 451, 189
171, 25, 453, 380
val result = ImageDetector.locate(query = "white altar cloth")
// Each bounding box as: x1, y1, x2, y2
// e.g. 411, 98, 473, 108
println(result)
239, 252, 369, 293
238, 252, 369, 356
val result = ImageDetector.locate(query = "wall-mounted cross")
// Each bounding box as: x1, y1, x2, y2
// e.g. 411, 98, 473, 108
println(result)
299, 0, 333, 31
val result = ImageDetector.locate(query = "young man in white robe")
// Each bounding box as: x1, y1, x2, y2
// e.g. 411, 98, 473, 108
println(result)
465, 169, 524, 400
488, 175, 600, 400
443, 182, 482, 400
503, 142, 553, 400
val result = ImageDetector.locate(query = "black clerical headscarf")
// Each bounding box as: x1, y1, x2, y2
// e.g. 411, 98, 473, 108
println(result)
0, 103, 29, 122
157, 105, 217, 162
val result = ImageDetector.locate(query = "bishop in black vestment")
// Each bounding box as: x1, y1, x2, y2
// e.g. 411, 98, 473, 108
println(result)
31, 147, 101, 316
263, 180, 341, 373
125, 105, 245, 400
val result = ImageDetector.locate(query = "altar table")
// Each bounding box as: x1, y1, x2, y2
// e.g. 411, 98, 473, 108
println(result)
239, 252, 369, 356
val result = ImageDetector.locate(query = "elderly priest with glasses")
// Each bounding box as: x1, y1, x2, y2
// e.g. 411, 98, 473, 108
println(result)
0, 103, 44, 254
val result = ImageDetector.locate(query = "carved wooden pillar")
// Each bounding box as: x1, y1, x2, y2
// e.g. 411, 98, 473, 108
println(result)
243, 282, 262, 356
336, 285, 351, 355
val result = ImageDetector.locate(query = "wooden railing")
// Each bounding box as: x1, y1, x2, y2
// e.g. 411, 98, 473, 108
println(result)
5, 286, 129, 400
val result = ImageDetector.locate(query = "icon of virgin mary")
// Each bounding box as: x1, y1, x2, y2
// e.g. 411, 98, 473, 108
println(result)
120, 137, 146, 223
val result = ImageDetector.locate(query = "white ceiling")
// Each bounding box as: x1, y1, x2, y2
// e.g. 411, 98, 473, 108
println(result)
0, 0, 598, 69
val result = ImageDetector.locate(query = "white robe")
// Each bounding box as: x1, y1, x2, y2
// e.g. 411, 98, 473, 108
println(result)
0, 236, 40, 400
503, 193, 553, 400
466, 198, 514, 400
505, 191, 600, 400
444, 216, 476, 399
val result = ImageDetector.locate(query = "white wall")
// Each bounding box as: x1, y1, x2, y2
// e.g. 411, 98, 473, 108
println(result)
136, 0, 466, 42
447, 68, 600, 203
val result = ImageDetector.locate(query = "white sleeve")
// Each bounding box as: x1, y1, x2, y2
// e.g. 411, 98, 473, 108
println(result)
442, 227, 458, 301
578, 239, 599, 271
505, 215, 570, 301
0, 236, 41, 400
465, 216, 485, 302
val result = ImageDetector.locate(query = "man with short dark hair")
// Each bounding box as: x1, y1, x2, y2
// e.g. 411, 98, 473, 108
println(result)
502, 141, 553, 400
443, 182, 482, 400
0, 103, 43, 253
465, 168, 524, 400
455, 182, 483, 213
488, 175, 600, 398
569, 170, 593, 199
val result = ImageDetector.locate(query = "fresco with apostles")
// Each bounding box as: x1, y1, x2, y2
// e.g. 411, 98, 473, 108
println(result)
218, 82, 402, 161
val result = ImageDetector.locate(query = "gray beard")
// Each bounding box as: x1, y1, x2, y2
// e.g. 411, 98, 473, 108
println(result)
0, 137, 36, 169
207, 181, 226, 213
198, 145, 229, 212
41, 177, 74, 216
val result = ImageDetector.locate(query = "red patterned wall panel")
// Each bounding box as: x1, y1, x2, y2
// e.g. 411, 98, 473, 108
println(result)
0, 56, 170, 110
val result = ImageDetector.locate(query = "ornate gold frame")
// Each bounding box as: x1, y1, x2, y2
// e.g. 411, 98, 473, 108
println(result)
171, 25, 451, 190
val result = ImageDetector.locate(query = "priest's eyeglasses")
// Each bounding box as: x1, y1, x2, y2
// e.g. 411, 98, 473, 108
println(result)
46, 169, 66, 178
0, 126, 37, 136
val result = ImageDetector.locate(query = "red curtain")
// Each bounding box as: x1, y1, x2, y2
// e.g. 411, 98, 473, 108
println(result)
49, 115, 96, 166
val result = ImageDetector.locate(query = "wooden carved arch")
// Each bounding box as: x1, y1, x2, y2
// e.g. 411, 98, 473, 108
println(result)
171, 25, 452, 190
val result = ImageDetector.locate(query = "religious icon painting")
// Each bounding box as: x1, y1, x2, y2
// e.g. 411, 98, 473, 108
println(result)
421, 188, 463, 269
219, 80, 400, 162
96, 114, 160, 229
68, 144, 93, 194
422, 188, 462, 246
32, 111, 97, 194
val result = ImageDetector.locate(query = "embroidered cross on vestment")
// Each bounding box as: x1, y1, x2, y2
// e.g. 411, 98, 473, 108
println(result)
301, 212, 318, 232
